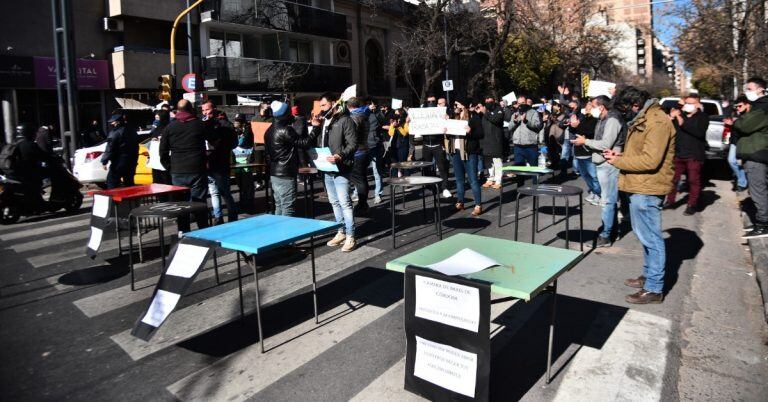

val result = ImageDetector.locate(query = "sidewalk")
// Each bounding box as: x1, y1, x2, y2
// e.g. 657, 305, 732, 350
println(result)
747, 236, 768, 322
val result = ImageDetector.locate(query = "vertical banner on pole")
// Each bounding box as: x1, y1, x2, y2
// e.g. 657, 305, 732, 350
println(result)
85, 194, 113, 258
131, 237, 216, 341
403, 266, 491, 401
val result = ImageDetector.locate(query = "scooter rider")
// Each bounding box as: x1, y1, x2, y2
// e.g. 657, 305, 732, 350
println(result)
8, 123, 52, 208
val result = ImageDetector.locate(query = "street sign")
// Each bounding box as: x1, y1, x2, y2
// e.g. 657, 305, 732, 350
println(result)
181, 73, 198, 93
442, 80, 454, 92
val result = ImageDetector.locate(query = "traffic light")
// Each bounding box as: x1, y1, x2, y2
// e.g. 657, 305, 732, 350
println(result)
158, 74, 173, 102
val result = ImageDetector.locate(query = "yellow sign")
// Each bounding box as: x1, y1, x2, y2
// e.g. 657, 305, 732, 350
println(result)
581, 73, 590, 97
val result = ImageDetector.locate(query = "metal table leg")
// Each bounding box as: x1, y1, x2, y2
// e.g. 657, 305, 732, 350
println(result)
114, 203, 121, 255
514, 191, 521, 241
246, 253, 266, 353
137, 216, 144, 262
579, 194, 584, 252
565, 197, 570, 249
498, 179, 504, 227
546, 280, 558, 384
435, 184, 442, 240
531, 196, 538, 244
129, 214, 135, 291
212, 248, 220, 284
309, 176, 315, 218
422, 186, 427, 222
236, 252, 244, 320
310, 236, 319, 324
391, 184, 397, 249
159, 219, 166, 269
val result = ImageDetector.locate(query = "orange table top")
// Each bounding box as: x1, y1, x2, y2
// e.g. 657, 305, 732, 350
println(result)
88, 184, 189, 202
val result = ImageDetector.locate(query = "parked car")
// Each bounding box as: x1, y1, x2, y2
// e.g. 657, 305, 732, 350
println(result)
72, 129, 152, 186
659, 97, 727, 159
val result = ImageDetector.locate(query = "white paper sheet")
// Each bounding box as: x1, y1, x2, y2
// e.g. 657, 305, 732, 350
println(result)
426, 248, 501, 276
391, 98, 403, 109
413, 336, 477, 398
165, 243, 210, 278
415, 275, 480, 332
147, 139, 166, 171
444, 119, 468, 136
341, 84, 357, 101
502, 91, 517, 105
311, 147, 339, 173
140, 289, 181, 327
587, 80, 616, 98
408, 107, 448, 135
92, 194, 110, 218
87, 227, 103, 251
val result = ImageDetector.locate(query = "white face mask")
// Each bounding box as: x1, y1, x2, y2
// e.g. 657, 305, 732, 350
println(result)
580, 108, 587, 116
590, 107, 602, 119
682, 104, 697, 114
745, 90, 760, 102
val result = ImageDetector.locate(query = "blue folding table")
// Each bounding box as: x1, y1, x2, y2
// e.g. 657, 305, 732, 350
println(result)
184, 214, 342, 352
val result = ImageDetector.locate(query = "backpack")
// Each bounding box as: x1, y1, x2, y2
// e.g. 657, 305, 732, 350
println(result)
0, 141, 20, 174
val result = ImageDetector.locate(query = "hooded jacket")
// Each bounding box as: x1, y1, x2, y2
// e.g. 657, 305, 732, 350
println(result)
159, 110, 212, 174
613, 101, 676, 196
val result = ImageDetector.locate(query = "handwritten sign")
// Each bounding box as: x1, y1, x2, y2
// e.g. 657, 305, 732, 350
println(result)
587, 80, 616, 98
415, 276, 480, 332
408, 107, 448, 135
413, 336, 478, 398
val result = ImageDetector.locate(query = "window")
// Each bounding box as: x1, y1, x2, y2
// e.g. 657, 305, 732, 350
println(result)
210, 31, 242, 57
289, 40, 312, 63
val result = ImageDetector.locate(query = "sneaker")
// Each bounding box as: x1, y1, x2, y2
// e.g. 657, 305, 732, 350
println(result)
351, 192, 359, 202
625, 289, 663, 304
327, 232, 346, 246
341, 236, 356, 252
594, 236, 611, 248
743, 224, 754, 232
742, 225, 768, 240
491, 184, 502, 190
683, 206, 696, 216
587, 194, 600, 206
374, 196, 382, 205
442, 189, 452, 198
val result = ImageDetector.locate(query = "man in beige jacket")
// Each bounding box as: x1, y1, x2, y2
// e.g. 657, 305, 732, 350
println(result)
604, 87, 676, 304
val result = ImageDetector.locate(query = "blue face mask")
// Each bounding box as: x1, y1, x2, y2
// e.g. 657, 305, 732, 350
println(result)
152, 119, 161, 127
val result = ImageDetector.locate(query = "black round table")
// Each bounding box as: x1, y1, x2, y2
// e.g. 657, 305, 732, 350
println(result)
497, 167, 553, 228
128, 201, 217, 290
388, 176, 443, 249
297, 167, 318, 218
389, 161, 435, 210
514, 184, 583, 251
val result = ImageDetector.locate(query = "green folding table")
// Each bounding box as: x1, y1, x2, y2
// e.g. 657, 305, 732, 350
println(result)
499, 165, 554, 228
386, 232, 583, 383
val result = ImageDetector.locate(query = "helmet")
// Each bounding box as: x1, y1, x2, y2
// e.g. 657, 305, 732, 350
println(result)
15, 123, 36, 140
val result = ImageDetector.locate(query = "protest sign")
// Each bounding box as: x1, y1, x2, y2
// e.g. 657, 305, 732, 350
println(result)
444, 119, 468, 136
408, 107, 448, 136
502, 91, 517, 105
392, 98, 403, 109
587, 80, 616, 98
341, 84, 357, 101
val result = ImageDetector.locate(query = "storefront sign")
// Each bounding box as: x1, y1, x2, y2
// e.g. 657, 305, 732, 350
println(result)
0, 56, 34, 88
33, 57, 109, 90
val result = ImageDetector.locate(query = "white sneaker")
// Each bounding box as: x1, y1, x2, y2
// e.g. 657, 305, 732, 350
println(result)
341, 236, 356, 252
351, 192, 359, 202
587, 195, 600, 206
327, 232, 346, 247
374, 196, 382, 205
442, 189, 451, 198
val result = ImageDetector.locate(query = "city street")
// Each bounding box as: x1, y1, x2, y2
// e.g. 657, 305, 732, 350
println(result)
1, 161, 766, 401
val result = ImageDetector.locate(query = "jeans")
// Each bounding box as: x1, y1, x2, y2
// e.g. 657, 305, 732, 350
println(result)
270, 175, 297, 216
667, 157, 704, 207
513, 145, 538, 166
422, 145, 448, 191
744, 160, 768, 223
576, 158, 601, 196
324, 173, 355, 237
484, 156, 503, 183
628, 194, 665, 293
452, 153, 482, 205
351, 150, 373, 209
728, 144, 748, 188
171, 172, 209, 232
370, 145, 384, 196
208, 169, 238, 221
596, 163, 619, 238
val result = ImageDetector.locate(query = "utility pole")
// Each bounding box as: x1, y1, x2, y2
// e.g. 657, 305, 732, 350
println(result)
443, 8, 450, 106
170, 0, 204, 103
186, 0, 195, 78
51, 0, 79, 168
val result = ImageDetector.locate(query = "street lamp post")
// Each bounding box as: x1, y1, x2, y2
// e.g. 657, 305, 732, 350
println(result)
170, 0, 204, 101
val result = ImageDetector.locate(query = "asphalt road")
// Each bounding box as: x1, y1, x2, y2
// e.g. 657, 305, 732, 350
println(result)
1, 161, 766, 401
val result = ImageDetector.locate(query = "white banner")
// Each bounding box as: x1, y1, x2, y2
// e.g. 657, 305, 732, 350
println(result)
391, 98, 403, 110
408, 107, 448, 135
147, 140, 166, 171
587, 80, 616, 98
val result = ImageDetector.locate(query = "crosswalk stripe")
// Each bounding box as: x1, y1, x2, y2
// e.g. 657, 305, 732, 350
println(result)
109, 245, 385, 361
0, 218, 89, 242
167, 275, 401, 401
552, 309, 670, 402
72, 252, 240, 318
11, 230, 91, 253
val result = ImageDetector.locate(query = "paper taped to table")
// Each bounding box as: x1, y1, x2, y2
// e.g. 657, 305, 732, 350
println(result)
85, 194, 113, 258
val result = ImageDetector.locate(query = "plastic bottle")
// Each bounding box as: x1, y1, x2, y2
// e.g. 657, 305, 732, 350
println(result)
538, 147, 547, 168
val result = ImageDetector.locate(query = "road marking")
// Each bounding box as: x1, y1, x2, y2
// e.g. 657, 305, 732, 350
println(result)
11, 230, 91, 253
167, 276, 400, 401
0, 218, 89, 242
552, 309, 671, 402
109, 245, 384, 361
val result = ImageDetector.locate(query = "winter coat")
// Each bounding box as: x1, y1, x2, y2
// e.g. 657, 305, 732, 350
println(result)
673, 110, 708, 160
735, 108, 768, 163
480, 105, 505, 157
265, 118, 318, 178
311, 112, 358, 174
613, 101, 676, 196
159, 111, 212, 174
512, 109, 543, 146
101, 124, 139, 167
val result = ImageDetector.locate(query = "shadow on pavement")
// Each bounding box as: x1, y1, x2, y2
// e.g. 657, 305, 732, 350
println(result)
663, 228, 703, 294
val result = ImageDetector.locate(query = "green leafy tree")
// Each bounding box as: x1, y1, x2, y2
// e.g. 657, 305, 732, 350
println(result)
502, 35, 560, 93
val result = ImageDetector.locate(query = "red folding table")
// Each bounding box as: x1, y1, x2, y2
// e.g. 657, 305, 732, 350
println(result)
88, 184, 190, 255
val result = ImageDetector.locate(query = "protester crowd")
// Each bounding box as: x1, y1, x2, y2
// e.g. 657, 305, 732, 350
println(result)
4, 74, 768, 305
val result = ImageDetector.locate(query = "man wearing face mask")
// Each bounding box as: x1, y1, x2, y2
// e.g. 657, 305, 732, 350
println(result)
664, 93, 709, 215
421, 94, 451, 198
735, 79, 768, 239
744, 77, 768, 112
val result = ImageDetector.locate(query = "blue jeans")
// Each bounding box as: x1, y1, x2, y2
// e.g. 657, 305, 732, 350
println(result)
270, 175, 297, 216
596, 163, 619, 238
452, 153, 482, 205
370, 145, 383, 196
513, 145, 538, 166
629, 194, 666, 293
208, 169, 238, 221
576, 158, 601, 195
728, 144, 748, 188
324, 173, 355, 237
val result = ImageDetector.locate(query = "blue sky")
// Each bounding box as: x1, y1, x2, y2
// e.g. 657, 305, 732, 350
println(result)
654, 0, 689, 47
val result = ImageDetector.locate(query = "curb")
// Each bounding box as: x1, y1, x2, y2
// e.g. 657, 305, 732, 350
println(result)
747, 237, 768, 323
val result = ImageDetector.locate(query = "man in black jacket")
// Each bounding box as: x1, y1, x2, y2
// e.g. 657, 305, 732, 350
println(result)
6, 123, 51, 208
101, 114, 138, 189
312, 93, 358, 252
160, 99, 211, 231
265, 101, 318, 216
202, 101, 239, 224
348, 97, 372, 214
665, 93, 709, 215
478, 96, 505, 189
421, 95, 451, 198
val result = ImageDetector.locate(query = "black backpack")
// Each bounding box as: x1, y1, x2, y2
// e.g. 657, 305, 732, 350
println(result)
0, 141, 20, 174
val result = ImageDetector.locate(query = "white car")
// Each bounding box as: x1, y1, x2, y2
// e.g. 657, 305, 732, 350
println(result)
72, 129, 152, 185
659, 97, 727, 159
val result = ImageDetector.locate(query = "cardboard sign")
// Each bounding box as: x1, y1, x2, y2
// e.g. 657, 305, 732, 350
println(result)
587, 80, 616, 98
408, 107, 448, 136
392, 98, 403, 110
404, 265, 491, 401
502, 91, 517, 105
251, 122, 271, 144
444, 119, 469, 136
131, 237, 216, 341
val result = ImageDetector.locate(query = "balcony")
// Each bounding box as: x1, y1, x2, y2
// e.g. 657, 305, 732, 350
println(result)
203, 56, 351, 93
202, 0, 347, 40
108, 0, 185, 22
111, 48, 190, 90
